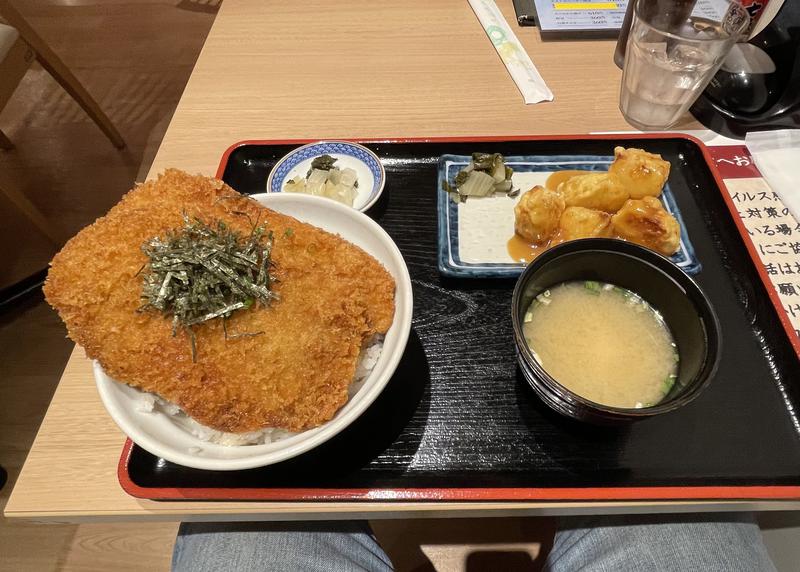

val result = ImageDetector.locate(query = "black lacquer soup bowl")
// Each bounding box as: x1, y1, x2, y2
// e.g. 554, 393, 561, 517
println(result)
512, 238, 721, 424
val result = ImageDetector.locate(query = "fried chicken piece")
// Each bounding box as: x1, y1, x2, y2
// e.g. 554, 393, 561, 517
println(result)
44, 170, 396, 433
551, 207, 613, 245
612, 197, 681, 256
544, 170, 592, 192
557, 173, 630, 212
514, 186, 566, 245
608, 146, 671, 199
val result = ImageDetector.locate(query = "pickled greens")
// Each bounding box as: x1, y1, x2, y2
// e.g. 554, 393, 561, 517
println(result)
443, 152, 516, 203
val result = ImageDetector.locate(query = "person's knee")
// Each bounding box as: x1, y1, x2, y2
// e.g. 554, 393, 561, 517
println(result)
172, 521, 393, 572
546, 513, 776, 572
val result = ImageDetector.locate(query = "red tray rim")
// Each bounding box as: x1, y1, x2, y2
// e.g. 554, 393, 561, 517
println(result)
119, 133, 800, 502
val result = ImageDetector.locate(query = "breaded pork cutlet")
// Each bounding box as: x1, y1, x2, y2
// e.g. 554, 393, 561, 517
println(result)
44, 169, 396, 433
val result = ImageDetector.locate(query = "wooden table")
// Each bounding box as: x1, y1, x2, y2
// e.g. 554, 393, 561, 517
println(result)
8, 0, 799, 523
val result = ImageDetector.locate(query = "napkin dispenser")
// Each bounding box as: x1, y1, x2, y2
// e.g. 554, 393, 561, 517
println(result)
690, 0, 800, 139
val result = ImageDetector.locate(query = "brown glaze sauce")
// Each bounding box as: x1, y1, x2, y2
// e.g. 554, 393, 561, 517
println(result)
507, 234, 549, 263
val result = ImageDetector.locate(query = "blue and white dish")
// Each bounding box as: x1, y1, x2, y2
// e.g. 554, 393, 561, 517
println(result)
437, 154, 702, 278
266, 141, 385, 212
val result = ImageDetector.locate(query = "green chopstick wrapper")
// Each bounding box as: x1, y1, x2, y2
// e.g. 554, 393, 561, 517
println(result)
468, 0, 554, 104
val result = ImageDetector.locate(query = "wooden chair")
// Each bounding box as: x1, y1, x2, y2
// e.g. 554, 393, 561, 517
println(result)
0, 178, 61, 245
0, 0, 125, 150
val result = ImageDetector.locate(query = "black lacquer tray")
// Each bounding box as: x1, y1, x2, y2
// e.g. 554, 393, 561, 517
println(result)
119, 135, 800, 502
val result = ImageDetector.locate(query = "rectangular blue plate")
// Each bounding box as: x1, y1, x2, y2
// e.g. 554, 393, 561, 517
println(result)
437, 154, 701, 278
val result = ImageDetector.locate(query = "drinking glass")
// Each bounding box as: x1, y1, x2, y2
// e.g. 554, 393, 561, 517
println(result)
619, 0, 750, 130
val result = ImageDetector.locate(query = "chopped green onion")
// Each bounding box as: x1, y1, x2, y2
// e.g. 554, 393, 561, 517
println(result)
584, 280, 602, 294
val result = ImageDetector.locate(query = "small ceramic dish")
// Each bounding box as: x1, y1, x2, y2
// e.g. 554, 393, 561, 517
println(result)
95, 193, 412, 471
511, 238, 721, 425
266, 141, 385, 212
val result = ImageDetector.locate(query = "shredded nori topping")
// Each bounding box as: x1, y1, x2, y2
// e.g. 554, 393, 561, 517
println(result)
138, 214, 278, 361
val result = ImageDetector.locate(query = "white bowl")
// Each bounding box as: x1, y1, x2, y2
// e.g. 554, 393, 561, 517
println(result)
265, 141, 386, 212
95, 193, 412, 471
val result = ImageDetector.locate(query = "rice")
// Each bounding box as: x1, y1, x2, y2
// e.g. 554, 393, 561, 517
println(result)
133, 338, 383, 447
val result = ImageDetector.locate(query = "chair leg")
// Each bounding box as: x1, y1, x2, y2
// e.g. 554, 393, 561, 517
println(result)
36, 55, 126, 149
0, 128, 13, 150
0, 0, 126, 149
0, 181, 62, 246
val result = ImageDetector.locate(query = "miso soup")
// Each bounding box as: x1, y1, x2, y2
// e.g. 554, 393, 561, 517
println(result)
523, 281, 678, 408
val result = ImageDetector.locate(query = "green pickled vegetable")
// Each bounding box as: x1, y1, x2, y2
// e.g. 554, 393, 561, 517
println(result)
454, 170, 471, 187
309, 154, 337, 173
471, 152, 495, 170
458, 171, 496, 197
446, 151, 517, 201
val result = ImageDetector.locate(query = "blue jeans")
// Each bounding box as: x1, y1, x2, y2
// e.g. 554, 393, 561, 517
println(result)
172, 513, 777, 571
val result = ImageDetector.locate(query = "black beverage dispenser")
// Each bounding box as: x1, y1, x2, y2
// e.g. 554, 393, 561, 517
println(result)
690, 0, 800, 138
